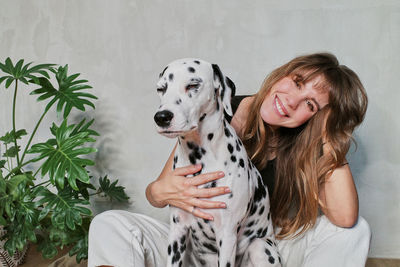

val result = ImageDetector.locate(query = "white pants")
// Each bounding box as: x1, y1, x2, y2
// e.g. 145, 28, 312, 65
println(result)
88, 210, 371, 267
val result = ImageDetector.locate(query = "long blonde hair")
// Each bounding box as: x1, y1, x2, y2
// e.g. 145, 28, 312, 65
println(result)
241, 53, 368, 239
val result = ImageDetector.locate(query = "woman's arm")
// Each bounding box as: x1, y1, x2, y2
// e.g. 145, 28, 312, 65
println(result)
146, 143, 230, 220
318, 144, 359, 228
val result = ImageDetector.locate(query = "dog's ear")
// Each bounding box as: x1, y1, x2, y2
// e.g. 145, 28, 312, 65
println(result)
212, 64, 236, 116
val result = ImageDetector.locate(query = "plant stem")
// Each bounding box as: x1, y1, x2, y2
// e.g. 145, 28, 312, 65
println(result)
5, 144, 11, 170
4, 159, 35, 179
20, 108, 50, 163
33, 165, 42, 178
12, 80, 20, 165
32, 180, 51, 189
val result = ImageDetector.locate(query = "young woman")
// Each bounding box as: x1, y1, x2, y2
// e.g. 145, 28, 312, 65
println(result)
88, 53, 371, 267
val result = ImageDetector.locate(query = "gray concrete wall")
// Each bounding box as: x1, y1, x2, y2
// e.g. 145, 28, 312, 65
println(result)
0, 0, 398, 258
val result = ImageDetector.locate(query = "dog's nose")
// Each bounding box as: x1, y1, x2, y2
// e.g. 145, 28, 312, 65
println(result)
154, 110, 174, 127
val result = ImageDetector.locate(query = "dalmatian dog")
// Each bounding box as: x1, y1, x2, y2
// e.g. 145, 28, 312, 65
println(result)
154, 58, 281, 267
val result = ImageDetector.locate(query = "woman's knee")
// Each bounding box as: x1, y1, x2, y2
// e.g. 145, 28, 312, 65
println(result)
349, 216, 371, 242
89, 210, 139, 238
350, 216, 371, 241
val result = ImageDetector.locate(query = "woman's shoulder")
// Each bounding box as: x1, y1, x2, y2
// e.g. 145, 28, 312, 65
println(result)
231, 95, 254, 116
230, 95, 255, 134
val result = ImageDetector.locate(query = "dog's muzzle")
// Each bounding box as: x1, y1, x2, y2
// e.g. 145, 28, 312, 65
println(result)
154, 110, 174, 128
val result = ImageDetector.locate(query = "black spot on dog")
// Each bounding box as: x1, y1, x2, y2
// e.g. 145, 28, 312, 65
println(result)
219, 240, 222, 246
237, 225, 241, 234
253, 176, 267, 203
173, 241, 178, 253
208, 133, 214, 141
265, 248, 271, 256
231, 155, 237, 162
229, 193, 233, 198
173, 156, 178, 170
172, 251, 181, 264
243, 229, 254, 236
224, 161, 227, 166
203, 242, 218, 253
194, 60, 200, 64
261, 227, 268, 238
249, 203, 257, 216
211, 181, 217, 187
216, 100, 220, 111
236, 140, 241, 151
226, 263, 231, 267
239, 158, 245, 168
169, 73, 174, 81
266, 239, 273, 246
168, 244, 171, 255
176, 98, 182, 105
188, 67, 195, 73
202, 231, 216, 242
180, 235, 186, 245
172, 215, 180, 223
224, 127, 232, 137
227, 143, 234, 153
268, 256, 275, 264
247, 221, 255, 227
258, 206, 265, 215
199, 113, 206, 121
189, 154, 196, 165
267, 212, 271, 220
187, 142, 195, 149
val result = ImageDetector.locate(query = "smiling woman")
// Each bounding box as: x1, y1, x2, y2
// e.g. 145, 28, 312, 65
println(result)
260, 75, 330, 128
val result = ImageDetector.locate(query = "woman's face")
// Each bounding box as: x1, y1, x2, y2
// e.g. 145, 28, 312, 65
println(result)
260, 74, 329, 128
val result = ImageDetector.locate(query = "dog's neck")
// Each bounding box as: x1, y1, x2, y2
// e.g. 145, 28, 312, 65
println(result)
177, 100, 227, 163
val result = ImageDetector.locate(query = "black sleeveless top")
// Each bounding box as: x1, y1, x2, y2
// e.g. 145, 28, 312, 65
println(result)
226, 95, 276, 197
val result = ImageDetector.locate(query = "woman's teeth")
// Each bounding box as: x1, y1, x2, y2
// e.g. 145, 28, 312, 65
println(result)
275, 97, 287, 116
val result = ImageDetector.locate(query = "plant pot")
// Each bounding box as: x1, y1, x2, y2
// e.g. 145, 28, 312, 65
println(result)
0, 227, 28, 267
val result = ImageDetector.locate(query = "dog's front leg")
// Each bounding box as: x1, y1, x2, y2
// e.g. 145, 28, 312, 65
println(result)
167, 211, 190, 267
216, 226, 238, 267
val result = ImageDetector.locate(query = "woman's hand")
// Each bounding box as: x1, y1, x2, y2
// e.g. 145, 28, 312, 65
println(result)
149, 164, 230, 220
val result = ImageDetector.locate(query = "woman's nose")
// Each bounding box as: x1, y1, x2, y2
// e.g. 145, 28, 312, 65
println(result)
286, 93, 302, 110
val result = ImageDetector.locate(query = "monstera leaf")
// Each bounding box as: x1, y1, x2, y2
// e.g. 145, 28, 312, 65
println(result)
98, 175, 129, 202
0, 58, 54, 88
30, 65, 97, 118
34, 186, 92, 230
28, 119, 98, 190
3, 193, 40, 255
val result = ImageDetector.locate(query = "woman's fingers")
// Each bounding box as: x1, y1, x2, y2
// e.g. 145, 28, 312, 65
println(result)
191, 207, 214, 221
194, 186, 231, 198
174, 164, 202, 176
189, 171, 225, 186
192, 198, 227, 209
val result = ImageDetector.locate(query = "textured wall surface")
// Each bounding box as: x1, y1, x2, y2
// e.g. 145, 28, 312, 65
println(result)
0, 0, 399, 258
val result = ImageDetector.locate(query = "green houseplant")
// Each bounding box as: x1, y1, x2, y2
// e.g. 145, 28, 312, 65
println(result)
0, 58, 129, 265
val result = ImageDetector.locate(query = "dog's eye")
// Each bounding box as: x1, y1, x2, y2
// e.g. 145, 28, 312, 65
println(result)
186, 84, 200, 91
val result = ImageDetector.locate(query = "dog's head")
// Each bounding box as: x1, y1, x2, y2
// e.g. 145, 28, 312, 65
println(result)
154, 58, 235, 138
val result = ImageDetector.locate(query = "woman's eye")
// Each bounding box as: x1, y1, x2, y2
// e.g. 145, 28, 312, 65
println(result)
306, 100, 314, 111
186, 84, 200, 91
